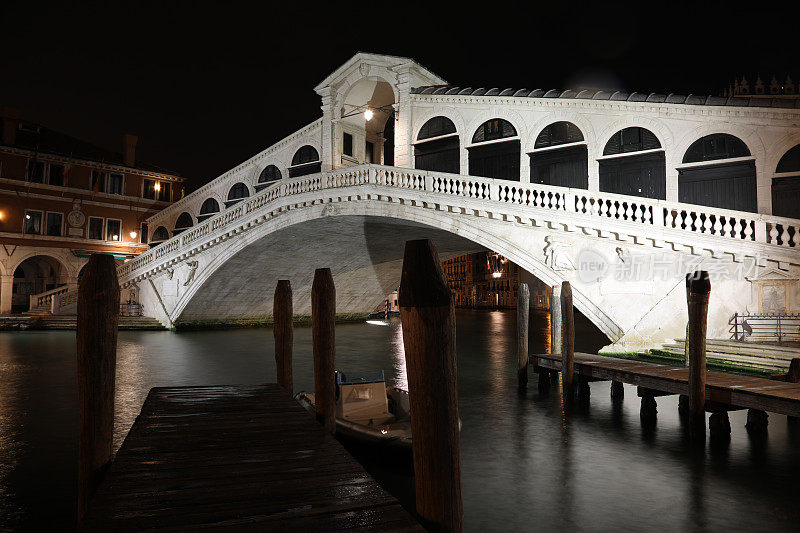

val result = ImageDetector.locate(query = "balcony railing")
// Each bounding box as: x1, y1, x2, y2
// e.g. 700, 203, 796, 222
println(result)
729, 312, 800, 343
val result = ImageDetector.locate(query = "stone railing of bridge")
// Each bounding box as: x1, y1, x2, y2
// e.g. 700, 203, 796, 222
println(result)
118, 164, 800, 285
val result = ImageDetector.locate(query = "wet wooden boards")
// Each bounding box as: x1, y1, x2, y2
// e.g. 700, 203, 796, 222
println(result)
80, 384, 422, 532
533, 352, 800, 417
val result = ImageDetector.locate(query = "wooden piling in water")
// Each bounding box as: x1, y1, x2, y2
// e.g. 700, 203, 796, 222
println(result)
611, 381, 624, 401
517, 283, 529, 388
561, 282, 575, 404
787, 358, 800, 383
399, 239, 463, 533
687, 271, 711, 442
273, 279, 293, 394
312, 268, 336, 435
77, 254, 120, 522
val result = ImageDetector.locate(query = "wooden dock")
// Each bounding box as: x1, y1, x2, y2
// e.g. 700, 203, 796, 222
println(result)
533, 352, 800, 417
80, 384, 422, 532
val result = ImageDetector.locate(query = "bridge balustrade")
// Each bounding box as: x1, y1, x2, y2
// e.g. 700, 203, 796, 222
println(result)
117, 164, 800, 282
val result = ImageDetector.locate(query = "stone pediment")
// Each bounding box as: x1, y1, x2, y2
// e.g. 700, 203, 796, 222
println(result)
314, 52, 445, 94
746, 267, 799, 283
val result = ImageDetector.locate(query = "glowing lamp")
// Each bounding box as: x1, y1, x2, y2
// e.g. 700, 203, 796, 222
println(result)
364, 109, 374, 121
154, 182, 161, 192
25, 213, 31, 219
111, 234, 119, 241
129, 230, 138, 239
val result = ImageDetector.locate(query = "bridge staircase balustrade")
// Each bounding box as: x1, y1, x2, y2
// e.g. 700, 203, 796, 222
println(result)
26, 285, 70, 315
118, 164, 800, 286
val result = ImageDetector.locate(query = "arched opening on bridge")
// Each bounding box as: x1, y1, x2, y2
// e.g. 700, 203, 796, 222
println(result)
225, 182, 250, 208
468, 119, 520, 181
255, 165, 281, 192
289, 146, 321, 177
173, 212, 194, 235
599, 127, 665, 199
772, 144, 800, 219
339, 77, 395, 167
150, 225, 169, 247
197, 198, 220, 222
414, 116, 459, 174
529, 121, 588, 189
679, 133, 756, 212
11, 255, 68, 313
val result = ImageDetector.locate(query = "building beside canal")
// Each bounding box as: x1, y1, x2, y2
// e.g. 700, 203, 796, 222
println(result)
0, 107, 186, 314
443, 252, 550, 310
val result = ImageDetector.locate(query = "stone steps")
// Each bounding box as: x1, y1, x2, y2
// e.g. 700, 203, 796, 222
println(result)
658, 338, 800, 372
32, 315, 166, 330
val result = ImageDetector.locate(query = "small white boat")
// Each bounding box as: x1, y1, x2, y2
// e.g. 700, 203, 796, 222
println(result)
296, 370, 413, 449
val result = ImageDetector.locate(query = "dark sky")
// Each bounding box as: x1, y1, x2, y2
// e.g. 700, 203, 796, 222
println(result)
1, 2, 796, 191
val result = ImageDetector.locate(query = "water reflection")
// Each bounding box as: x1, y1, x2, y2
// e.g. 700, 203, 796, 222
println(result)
1, 311, 799, 531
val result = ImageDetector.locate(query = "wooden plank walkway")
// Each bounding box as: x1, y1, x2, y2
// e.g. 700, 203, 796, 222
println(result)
80, 384, 422, 532
533, 352, 800, 417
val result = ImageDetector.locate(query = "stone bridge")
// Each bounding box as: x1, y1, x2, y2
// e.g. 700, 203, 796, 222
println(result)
119, 164, 800, 350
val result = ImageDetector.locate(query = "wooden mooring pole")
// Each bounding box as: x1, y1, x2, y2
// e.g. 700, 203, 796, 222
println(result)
561, 281, 575, 404
399, 239, 463, 533
312, 268, 336, 434
517, 282, 529, 389
273, 279, 293, 394
77, 254, 120, 521
687, 271, 711, 443
550, 284, 562, 356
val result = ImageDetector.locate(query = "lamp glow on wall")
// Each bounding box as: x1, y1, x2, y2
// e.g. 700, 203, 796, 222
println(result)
363, 109, 374, 121
129, 230, 137, 239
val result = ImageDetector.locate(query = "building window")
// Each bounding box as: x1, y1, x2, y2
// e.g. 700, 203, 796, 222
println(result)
158, 182, 171, 202
106, 173, 124, 195
143, 179, 156, 199
27, 160, 45, 183
46, 212, 63, 236
140, 222, 148, 244
106, 219, 121, 241
88, 217, 104, 240
91, 170, 107, 192
49, 164, 64, 186
343, 132, 353, 157
151, 225, 169, 242
24, 210, 43, 234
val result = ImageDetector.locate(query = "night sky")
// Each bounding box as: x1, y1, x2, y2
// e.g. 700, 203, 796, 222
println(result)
1, 2, 796, 191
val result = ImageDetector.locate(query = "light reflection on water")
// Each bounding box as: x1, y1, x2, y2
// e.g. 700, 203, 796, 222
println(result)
0, 310, 799, 531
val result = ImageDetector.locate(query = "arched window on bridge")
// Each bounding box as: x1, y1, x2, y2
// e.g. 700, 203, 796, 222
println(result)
173, 212, 194, 235
468, 118, 520, 181
255, 165, 282, 192
414, 116, 459, 174
197, 198, 220, 222
288, 145, 321, 178
529, 121, 587, 189
772, 144, 800, 219
225, 182, 250, 208
679, 133, 756, 212
599, 127, 665, 199
151, 226, 169, 247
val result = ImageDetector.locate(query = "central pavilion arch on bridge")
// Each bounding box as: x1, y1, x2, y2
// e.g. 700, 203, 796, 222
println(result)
414, 116, 459, 174
599, 127, 666, 199
337, 76, 396, 167
678, 133, 757, 212
773, 144, 800, 219
468, 118, 520, 181
529, 121, 588, 189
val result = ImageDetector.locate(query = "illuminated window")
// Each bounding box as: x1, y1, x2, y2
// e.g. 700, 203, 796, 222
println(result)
24, 210, 43, 234
106, 219, 121, 241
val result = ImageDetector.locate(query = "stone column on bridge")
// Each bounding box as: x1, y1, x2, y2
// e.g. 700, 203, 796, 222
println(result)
318, 86, 336, 172
0, 274, 12, 315
392, 67, 413, 168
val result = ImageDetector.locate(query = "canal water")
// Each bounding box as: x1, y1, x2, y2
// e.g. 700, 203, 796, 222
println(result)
1, 310, 799, 531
